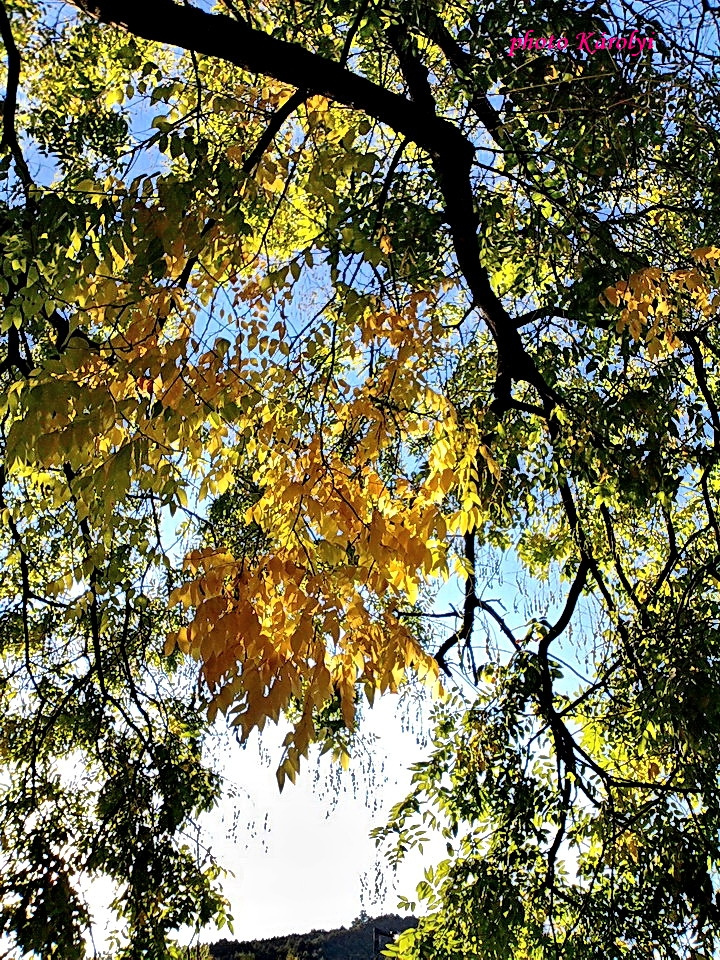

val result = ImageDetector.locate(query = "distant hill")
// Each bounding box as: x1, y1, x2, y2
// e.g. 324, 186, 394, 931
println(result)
209, 913, 418, 960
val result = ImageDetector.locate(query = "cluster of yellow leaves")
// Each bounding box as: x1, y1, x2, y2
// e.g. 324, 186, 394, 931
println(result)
167, 545, 440, 783
11, 135, 501, 775
3, 300, 241, 520
2, 182, 254, 592
161, 297, 503, 774
166, 403, 495, 775
604, 246, 720, 357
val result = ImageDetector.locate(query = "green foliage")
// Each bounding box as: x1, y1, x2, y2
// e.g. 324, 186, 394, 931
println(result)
0, 516, 231, 956
2, 0, 720, 956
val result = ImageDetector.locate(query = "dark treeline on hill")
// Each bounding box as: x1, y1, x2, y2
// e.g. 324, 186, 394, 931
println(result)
209, 914, 418, 960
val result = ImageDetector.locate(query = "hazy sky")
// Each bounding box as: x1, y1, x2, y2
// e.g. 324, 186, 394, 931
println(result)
198, 692, 441, 943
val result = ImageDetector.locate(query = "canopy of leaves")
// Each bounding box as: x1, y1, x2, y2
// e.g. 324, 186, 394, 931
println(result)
2, 0, 720, 956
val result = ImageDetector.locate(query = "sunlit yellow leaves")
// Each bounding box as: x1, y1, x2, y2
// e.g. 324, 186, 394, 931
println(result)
167, 536, 442, 767
605, 246, 720, 356
693, 245, 720, 263
6, 244, 460, 767
254, 156, 289, 194
159, 326, 502, 761
378, 227, 393, 255
623, 833, 640, 863
2, 64, 492, 774
156, 300, 491, 758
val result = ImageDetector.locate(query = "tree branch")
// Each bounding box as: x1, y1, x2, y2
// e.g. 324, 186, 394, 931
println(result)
386, 22, 556, 415
416, 13, 504, 143
243, 87, 308, 174
0, 0, 32, 195
435, 531, 476, 675
70, 0, 466, 161
71, 0, 558, 416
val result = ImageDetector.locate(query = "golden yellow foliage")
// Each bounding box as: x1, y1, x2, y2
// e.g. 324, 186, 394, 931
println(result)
605, 247, 720, 357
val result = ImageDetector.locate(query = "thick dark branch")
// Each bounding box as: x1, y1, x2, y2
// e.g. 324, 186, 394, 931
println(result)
386, 25, 436, 115
416, 14, 504, 142
599, 503, 648, 621
0, 0, 32, 194
681, 332, 720, 438
385, 22, 555, 414
537, 557, 590, 660
536, 559, 589, 759
532, 557, 595, 868
435, 531, 476, 675
71, 0, 466, 161
514, 307, 575, 329
0, 325, 32, 376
